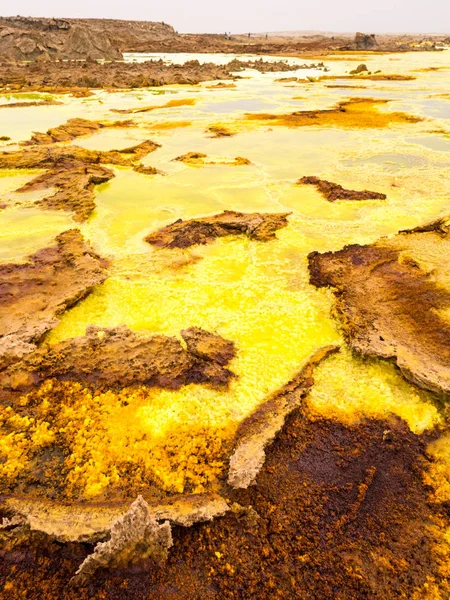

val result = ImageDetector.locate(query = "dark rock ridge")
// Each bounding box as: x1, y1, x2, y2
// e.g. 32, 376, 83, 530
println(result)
298, 176, 387, 202
145, 210, 290, 249
1, 325, 236, 392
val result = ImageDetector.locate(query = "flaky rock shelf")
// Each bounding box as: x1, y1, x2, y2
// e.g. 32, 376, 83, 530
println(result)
145, 210, 290, 248
309, 219, 450, 395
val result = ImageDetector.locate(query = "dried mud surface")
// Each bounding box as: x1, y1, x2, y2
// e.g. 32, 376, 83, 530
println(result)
1, 325, 236, 393
0, 230, 109, 370
309, 219, 450, 395
145, 210, 290, 249
298, 176, 387, 202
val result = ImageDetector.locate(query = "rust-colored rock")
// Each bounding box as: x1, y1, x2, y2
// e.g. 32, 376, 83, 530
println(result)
17, 164, 114, 222
22, 117, 133, 146
298, 175, 387, 202
0, 139, 160, 171
0, 230, 108, 369
1, 325, 236, 392
308, 221, 450, 395
145, 210, 290, 249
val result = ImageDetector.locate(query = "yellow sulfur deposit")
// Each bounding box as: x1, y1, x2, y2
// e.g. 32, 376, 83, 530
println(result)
1, 49, 450, 502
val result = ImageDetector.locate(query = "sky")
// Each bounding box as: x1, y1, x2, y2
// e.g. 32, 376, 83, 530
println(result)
2, 0, 450, 34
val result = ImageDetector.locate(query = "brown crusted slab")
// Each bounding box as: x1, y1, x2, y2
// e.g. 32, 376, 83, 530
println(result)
17, 164, 114, 222
308, 221, 450, 395
0, 230, 109, 369
4, 492, 230, 543
298, 175, 387, 202
21, 117, 133, 146
1, 325, 236, 392
0, 139, 160, 219
145, 210, 290, 249
0, 139, 160, 170
228, 345, 339, 488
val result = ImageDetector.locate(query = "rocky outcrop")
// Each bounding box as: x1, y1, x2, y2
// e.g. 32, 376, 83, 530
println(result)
0, 17, 122, 62
308, 220, 450, 395
0, 138, 160, 220
145, 210, 290, 249
22, 117, 133, 146
71, 496, 173, 585
298, 176, 387, 202
354, 32, 378, 50
17, 164, 114, 222
228, 345, 339, 488
1, 325, 236, 392
0, 230, 108, 370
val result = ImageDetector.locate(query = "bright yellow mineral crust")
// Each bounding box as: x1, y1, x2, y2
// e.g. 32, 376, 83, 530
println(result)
1, 49, 450, 503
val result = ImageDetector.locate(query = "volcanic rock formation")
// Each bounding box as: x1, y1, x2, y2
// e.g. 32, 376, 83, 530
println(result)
1, 325, 236, 392
308, 218, 450, 395
145, 210, 290, 249
0, 230, 108, 370
298, 176, 387, 202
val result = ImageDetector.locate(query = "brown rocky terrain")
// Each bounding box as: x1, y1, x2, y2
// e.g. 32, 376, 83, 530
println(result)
21, 117, 133, 145
308, 217, 450, 395
1, 325, 236, 393
17, 164, 115, 223
0, 135, 161, 220
145, 210, 290, 248
298, 176, 387, 202
0, 230, 108, 370
0, 17, 445, 67
0, 405, 448, 598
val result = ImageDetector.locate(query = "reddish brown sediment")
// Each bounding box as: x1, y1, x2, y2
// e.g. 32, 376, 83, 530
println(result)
1, 325, 236, 393
0, 230, 108, 369
1, 412, 448, 598
228, 345, 340, 488
173, 152, 251, 166
308, 220, 450, 395
0, 99, 63, 108
16, 164, 114, 222
145, 210, 290, 249
21, 117, 133, 146
245, 98, 422, 129
298, 175, 387, 202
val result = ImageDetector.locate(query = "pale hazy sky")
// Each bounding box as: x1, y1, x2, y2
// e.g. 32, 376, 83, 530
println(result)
2, 0, 450, 34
